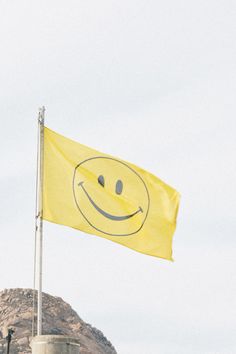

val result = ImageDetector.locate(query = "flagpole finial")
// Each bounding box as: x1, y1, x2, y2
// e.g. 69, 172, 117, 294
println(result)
38, 106, 45, 125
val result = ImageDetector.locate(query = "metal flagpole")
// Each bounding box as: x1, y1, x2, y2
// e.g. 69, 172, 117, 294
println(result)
35, 106, 45, 336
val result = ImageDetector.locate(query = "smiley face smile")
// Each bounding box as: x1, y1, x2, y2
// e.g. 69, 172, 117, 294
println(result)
78, 181, 143, 221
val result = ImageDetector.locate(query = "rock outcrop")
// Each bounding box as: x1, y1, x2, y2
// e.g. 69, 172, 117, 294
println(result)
0, 288, 117, 354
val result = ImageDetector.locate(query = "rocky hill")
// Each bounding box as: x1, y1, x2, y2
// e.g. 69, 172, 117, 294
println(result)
0, 288, 117, 354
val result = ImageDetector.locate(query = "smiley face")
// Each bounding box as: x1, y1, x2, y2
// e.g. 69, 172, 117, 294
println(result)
72, 157, 150, 236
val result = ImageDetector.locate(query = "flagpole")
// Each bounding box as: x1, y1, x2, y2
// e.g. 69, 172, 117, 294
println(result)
36, 106, 45, 336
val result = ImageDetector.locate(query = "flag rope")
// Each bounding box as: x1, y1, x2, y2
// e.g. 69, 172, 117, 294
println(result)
31, 108, 42, 337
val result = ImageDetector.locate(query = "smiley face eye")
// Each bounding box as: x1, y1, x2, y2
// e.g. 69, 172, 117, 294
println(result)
98, 175, 105, 187
116, 180, 123, 195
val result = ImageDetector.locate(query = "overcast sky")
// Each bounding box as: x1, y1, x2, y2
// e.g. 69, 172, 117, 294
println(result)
0, 1, 236, 353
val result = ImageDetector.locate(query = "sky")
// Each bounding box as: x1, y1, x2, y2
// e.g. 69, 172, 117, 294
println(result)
0, 1, 236, 353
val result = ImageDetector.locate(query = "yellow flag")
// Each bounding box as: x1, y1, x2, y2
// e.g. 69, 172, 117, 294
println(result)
43, 127, 180, 260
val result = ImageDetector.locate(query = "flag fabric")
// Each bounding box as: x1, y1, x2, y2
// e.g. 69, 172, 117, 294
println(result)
43, 127, 180, 260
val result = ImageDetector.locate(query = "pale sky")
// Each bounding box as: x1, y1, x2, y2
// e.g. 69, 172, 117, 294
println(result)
0, 1, 236, 353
